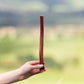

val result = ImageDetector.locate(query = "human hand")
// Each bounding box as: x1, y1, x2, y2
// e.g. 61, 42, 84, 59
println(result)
18, 61, 46, 80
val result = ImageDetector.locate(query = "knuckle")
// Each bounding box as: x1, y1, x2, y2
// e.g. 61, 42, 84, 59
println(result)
37, 65, 40, 68
30, 65, 33, 69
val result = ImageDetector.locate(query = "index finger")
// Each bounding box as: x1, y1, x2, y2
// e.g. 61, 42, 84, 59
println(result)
29, 61, 40, 65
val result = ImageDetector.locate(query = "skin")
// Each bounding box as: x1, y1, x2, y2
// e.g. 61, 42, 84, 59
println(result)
0, 61, 45, 84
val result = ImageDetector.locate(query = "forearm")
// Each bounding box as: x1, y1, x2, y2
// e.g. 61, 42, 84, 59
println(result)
0, 61, 45, 84
0, 69, 21, 84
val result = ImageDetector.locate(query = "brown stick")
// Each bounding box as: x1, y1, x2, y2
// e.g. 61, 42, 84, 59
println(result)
39, 16, 44, 70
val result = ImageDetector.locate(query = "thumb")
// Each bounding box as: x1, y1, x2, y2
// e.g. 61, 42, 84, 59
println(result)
31, 64, 43, 69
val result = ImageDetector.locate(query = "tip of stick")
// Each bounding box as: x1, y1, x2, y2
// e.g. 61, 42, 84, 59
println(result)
40, 16, 44, 17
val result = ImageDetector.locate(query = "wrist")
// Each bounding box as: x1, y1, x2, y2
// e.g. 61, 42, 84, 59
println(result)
16, 68, 25, 81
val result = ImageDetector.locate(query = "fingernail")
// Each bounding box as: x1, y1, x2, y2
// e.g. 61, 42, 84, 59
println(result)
39, 64, 43, 67
44, 69, 46, 71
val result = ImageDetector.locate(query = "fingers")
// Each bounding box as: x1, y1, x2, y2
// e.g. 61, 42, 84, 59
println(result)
29, 61, 40, 65
34, 70, 43, 75
31, 64, 44, 69
31, 69, 45, 75
35, 69, 46, 74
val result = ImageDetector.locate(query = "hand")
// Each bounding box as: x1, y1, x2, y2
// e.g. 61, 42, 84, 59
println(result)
18, 61, 46, 80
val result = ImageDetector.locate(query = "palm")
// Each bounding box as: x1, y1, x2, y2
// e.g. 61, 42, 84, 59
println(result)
22, 69, 40, 79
